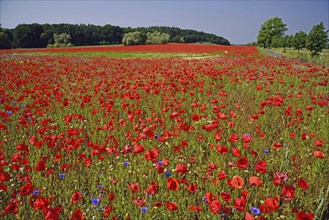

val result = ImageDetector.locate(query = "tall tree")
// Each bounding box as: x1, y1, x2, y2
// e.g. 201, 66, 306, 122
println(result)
0, 27, 12, 49
293, 31, 307, 54
307, 22, 328, 57
257, 17, 287, 48
13, 24, 45, 48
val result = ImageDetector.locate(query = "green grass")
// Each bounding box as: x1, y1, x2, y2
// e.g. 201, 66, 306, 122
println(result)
271, 48, 329, 65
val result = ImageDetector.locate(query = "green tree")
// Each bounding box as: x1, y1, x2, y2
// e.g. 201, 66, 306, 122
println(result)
307, 22, 328, 57
146, 31, 170, 44
13, 23, 45, 48
293, 31, 307, 54
257, 17, 287, 48
122, 32, 143, 46
271, 36, 284, 48
53, 33, 72, 47
283, 35, 293, 48
0, 27, 12, 49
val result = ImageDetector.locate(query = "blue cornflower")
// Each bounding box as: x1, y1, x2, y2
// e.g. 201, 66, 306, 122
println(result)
157, 161, 163, 166
245, 133, 251, 137
141, 206, 148, 213
59, 173, 66, 179
32, 189, 40, 195
97, 185, 104, 189
21, 104, 26, 108
91, 198, 100, 205
124, 161, 129, 167
251, 207, 261, 215
7, 111, 12, 116
154, 134, 159, 139
164, 171, 171, 177
203, 196, 208, 204
13, 101, 17, 105
264, 149, 270, 154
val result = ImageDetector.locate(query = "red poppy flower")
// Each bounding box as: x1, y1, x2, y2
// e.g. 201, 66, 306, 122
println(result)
108, 192, 115, 202
217, 170, 228, 180
314, 151, 326, 158
220, 192, 231, 203
176, 164, 187, 173
103, 205, 113, 217
296, 210, 314, 220
232, 147, 241, 157
216, 145, 228, 154
43, 206, 62, 220
33, 197, 49, 210
297, 179, 309, 190
170, 112, 180, 119
128, 182, 141, 193
70, 209, 84, 220
228, 175, 245, 189
2, 198, 19, 214
245, 212, 255, 220
229, 133, 239, 142
154, 201, 162, 207
214, 133, 222, 141
209, 200, 221, 214
242, 134, 252, 143
282, 185, 296, 200
256, 160, 267, 174
144, 148, 159, 161
249, 176, 262, 187
234, 197, 246, 211
83, 158, 91, 167
20, 182, 34, 196
167, 178, 180, 191
260, 197, 279, 214
237, 157, 248, 169
189, 205, 202, 212
35, 159, 47, 171
205, 192, 215, 204
166, 202, 178, 211
144, 182, 158, 195
191, 114, 200, 121
187, 183, 197, 193
133, 144, 144, 154
315, 139, 324, 146
134, 198, 146, 207
273, 142, 282, 150
71, 192, 83, 204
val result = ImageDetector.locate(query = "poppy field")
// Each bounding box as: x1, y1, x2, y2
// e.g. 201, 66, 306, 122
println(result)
0, 45, 328, 220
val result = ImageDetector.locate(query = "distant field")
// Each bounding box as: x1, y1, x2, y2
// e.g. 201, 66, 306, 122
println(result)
0, 43, 258, 57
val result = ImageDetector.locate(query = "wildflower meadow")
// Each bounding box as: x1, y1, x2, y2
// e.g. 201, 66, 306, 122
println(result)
0, 44, 328, 219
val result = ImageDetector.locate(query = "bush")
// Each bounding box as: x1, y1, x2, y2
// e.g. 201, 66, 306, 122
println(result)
122, 32, 143, 46
146, 31, 170, 45
47, 44, 54, 48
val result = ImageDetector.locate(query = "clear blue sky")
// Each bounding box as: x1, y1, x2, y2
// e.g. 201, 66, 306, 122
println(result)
1, 0, 328, 44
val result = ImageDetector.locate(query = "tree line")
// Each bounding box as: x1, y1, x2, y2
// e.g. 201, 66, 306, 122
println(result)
0, 23, 230, 49
256, 17, 329, 57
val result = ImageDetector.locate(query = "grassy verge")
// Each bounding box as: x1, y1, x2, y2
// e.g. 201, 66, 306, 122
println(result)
271, 48, 329, 65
